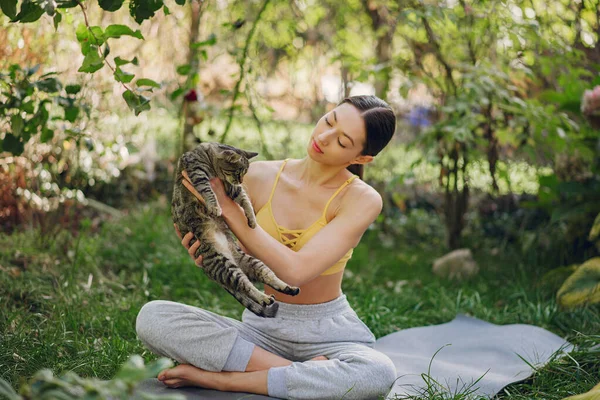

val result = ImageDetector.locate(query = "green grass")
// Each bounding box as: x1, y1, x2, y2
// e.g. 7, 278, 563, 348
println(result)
1, 202, 598, 399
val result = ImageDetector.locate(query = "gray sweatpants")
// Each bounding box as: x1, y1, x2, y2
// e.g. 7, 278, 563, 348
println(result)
135, 293, 397, 400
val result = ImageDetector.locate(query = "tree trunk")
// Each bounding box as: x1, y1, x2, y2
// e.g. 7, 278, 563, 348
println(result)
374, 29, 393, 100
181, 0, 203, 154
444, 145, 469, 250
360, 0, 397, 101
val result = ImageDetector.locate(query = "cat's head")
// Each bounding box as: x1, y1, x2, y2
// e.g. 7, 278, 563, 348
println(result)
211, 143, 258, 185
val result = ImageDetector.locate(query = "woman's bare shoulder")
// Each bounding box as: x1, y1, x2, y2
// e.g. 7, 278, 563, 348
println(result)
242, 159, 284, 199
340, 178, 383, 213
246, 159, 283, 182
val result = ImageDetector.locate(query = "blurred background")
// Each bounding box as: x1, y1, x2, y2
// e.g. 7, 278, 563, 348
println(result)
1, 0, 600, 398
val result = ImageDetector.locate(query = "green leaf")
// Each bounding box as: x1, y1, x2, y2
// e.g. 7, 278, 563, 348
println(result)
589, 213, 600, 242
53, 11, 62, 30
64, 106, 79, 122
176, 64, 191, 75
557, 257, 600, 308
22, 101, 35, 114
10, 114, 23, 136
14, 0, 44, 22
103, 42, 110, 58
65, 84, 81, 94
88, 26, 105, 45
98, 0, 124, 12
162, 3, 170, 14
129, 0, 163, 24
0, 377, 20, 400
191, 33, 217, 49
122, 89, 151, 116
56, 0, 77, 8
136, 78, 160, 88
115, 67, 134, 83
40, 127, 54, 143
78, 47, 104, 73
2, 134, 24, 155
0, 0, 17, 19
25, 64, 40, 76
36, 77, 62, 93
104, 24, 144, 40
174, 0, 184, 5
114, 56, 138, 66
170, 87, 185, 100
75, 23, 88, 43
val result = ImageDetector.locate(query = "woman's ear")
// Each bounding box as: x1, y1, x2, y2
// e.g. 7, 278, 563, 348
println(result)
351, 155, 374, 165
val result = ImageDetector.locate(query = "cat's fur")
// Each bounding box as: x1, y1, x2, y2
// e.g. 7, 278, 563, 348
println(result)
171, 142, 300, 318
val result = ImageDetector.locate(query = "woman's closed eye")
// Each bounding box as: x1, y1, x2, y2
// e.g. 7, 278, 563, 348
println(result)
325, 116, 347, 148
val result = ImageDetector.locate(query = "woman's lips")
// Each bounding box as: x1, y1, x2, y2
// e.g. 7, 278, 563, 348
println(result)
312, 140, 323, 153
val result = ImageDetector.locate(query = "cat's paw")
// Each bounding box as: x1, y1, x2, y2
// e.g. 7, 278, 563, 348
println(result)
247, 218, 257, 229
208, 206, 222, 218
258, 295, 276, 306
283, 286, 300, 296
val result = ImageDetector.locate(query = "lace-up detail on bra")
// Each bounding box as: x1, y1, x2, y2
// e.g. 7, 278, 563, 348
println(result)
255, 158, 358, 275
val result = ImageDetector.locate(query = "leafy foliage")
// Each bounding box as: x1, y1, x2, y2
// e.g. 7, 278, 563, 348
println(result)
557, 257, 600, 308
0, 64, 88, 156
0, 355, 184, 400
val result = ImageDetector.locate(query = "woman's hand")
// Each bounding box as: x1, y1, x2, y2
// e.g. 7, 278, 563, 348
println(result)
174, 224, 203, 267
181, 171, 239, 219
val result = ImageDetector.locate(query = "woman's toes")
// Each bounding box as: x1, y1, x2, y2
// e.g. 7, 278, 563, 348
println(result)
157, 370, 167, 381
164, 378, 182, 388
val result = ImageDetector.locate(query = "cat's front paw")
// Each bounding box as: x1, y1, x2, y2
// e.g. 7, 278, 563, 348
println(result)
208, 206, 223, 218
260, 296, 275, 307
244, 212, 257, 229
283, 286, 300, 296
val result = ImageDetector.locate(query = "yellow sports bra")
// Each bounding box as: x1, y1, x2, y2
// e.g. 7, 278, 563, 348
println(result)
255, 158, 358, 276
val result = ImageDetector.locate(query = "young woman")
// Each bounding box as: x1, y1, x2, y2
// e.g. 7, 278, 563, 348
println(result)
135, 95, 398, 399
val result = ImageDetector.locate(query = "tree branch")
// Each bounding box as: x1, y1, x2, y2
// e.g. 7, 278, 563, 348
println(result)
219, 0, 271, 144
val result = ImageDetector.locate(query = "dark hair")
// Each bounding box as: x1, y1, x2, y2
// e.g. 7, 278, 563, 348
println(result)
338, 95, 396, 179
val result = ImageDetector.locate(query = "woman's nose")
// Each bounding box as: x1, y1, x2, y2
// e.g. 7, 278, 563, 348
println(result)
317, 129, 335, 144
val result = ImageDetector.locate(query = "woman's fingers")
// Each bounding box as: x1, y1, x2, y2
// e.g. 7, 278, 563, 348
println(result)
179, 231, 203, 267
181, 232, 193, 247
174, 224, 182, 240
182, 174, 205, 204
188, 239, 200, 257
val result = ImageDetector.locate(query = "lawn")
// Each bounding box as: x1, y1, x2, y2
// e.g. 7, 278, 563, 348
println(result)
1, 201, 598, 399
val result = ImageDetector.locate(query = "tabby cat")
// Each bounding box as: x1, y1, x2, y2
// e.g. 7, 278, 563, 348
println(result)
171, 142, 300, 318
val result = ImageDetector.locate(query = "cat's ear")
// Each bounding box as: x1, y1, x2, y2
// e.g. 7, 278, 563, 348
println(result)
222, 149, 242, 162
243, 150, 259, 159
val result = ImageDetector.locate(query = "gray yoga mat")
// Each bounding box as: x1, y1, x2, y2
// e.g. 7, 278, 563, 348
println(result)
134, 313, 573, 399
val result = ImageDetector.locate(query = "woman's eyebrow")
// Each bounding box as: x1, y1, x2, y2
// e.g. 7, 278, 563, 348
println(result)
333, 110, 355, 146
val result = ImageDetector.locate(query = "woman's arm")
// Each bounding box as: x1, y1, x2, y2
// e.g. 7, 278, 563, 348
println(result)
210, 177, 382, 287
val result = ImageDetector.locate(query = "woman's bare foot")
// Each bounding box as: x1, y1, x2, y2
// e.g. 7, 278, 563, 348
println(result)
158, 357, 328, 389
157, 364, 230, 390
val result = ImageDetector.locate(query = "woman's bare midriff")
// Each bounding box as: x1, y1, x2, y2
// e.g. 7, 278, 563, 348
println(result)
265, 271, 343, 304
249, 160, 356, 305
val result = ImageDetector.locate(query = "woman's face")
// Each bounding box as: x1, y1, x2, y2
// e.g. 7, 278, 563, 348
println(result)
307, 103, 367, 166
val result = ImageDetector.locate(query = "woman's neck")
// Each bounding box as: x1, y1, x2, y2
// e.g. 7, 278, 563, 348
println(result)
292, 157, 351, 188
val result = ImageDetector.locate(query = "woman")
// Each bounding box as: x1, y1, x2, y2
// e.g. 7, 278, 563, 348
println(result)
135, 95, 397, 399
